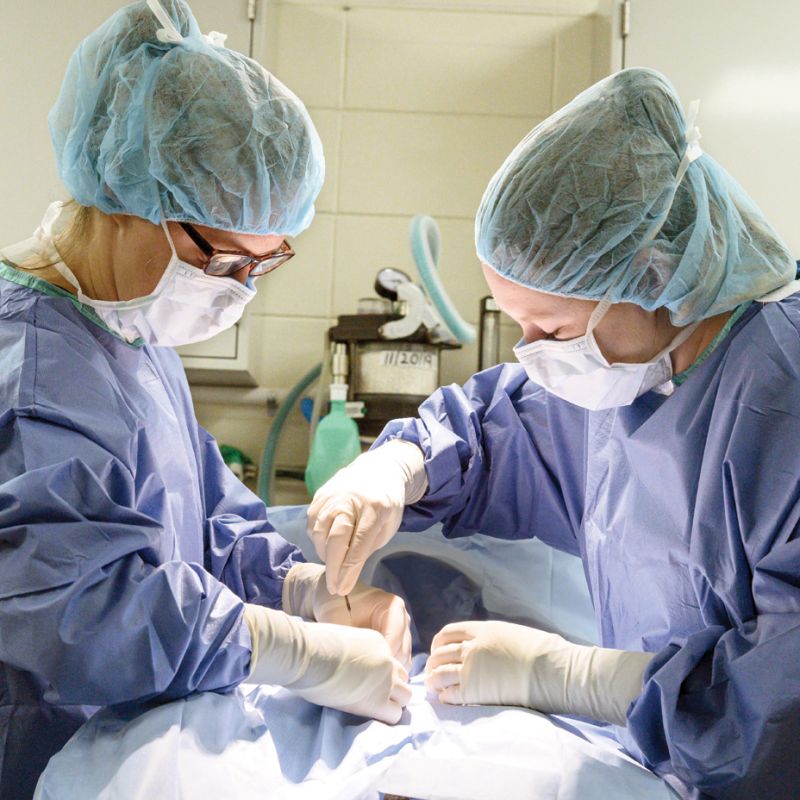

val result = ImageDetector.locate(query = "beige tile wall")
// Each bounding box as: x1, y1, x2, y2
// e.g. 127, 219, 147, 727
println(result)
193, 0, 601, 504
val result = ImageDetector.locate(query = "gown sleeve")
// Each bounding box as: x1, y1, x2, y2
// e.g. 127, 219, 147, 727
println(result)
623, 320, 800, 798
374, 363, 586, 555
0, 409, 253, 707
198, 423, 306, 608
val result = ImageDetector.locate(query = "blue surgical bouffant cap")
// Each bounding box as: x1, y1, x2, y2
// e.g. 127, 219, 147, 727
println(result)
475, 68, 795, 325
49, 0, 324, 236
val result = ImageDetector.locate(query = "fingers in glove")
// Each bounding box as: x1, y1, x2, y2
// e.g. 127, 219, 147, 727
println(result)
374, 700, 404, 725
336, 506, 384, 595
322, 513, 358, 595
425, 664, 462, 693
375, 598, 410, 665
425, 642, 465, 672
438, 685, 465, 706
393, 661, 410, 685
400, 626, 413, 671
335, 566, 365, 598
307, 497, 342, 560
391, 679, 413, 708
430, 621, 478, 652
388, 660, 412, 713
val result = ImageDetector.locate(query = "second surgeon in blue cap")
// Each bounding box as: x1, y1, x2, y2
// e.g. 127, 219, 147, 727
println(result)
309, 68, 800, 798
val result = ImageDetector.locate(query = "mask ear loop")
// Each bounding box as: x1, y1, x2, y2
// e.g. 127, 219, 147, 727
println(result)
160, 220, 179, 258
586, 292, 700, 368
585, 298, 613, 337
156, 196, 179, 259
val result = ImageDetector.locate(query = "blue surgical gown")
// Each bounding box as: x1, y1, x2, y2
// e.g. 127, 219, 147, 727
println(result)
0, 262, 304, 799
376, 294, 800, 799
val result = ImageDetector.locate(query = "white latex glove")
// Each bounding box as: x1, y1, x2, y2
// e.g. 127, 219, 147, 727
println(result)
425, 621, 653, 725
307, 440, 427, 596
244, 603, 412, 724
282, 562, 412, 668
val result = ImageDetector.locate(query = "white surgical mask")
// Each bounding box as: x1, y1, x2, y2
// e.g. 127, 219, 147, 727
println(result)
41, 202, 255, 347
514, 300, 700, 410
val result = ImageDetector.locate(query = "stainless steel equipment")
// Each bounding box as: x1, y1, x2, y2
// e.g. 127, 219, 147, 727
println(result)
328, 269, 460, 436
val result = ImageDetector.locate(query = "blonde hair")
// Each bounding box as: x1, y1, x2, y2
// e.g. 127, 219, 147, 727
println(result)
55, 201, 95, 267
13, 200, 96, 271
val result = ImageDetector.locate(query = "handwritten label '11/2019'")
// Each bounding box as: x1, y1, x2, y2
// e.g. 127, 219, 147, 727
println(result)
380, 350, 435, 368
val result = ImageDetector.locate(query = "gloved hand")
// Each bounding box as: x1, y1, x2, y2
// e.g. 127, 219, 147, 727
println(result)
244, 603, 412, 724
425, 621, 653, 725
307, 440, 427, 596
282, 562, 412, 668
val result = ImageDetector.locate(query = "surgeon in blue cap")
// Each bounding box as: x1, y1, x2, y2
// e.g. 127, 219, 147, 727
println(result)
0, 2, 412, 797
309, 68, 800, 798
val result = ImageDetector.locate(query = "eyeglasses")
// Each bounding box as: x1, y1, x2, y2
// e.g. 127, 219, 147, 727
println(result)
179, 222, 295, 278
